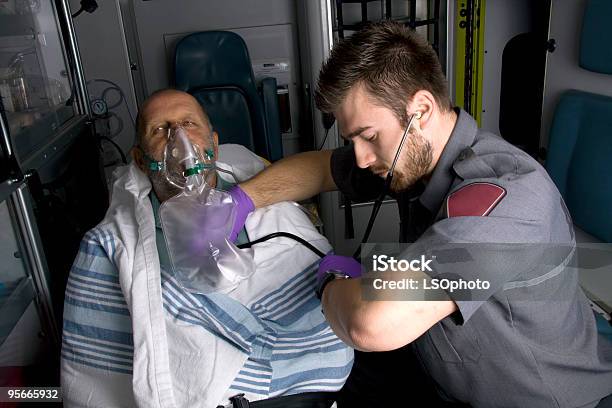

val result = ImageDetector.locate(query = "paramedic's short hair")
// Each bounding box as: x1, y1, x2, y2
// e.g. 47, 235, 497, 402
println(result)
135, 89, 211, 146
315, 21, 452, 126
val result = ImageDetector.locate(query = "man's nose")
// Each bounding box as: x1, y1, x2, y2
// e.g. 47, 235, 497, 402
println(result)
354, 140, 376, 169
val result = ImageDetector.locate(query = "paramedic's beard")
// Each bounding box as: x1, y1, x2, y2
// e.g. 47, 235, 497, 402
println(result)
371, 129, 433, 193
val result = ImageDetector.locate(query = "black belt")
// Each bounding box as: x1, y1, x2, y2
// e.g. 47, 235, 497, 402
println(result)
218, 392, 337, 408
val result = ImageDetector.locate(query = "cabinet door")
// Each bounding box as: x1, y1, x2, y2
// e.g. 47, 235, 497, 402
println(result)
0, 185, 59, 388
0, 0, 77, 162
0, 197, 36, 350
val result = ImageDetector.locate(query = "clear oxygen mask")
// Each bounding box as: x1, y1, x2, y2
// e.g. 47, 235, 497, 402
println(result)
158, 126, 255, 294
163, 126, 214, 191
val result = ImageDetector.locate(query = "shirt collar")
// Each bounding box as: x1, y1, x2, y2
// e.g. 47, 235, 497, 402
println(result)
418, 108, 479, 214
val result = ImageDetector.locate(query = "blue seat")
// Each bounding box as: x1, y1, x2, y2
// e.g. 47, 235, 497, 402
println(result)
546, 90, 612, 243
595, 313, 612, 342
580, 0, 612, 75
174, 31, 283, 162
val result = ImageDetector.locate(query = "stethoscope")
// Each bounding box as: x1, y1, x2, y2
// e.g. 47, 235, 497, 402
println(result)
351, 111, 420, 259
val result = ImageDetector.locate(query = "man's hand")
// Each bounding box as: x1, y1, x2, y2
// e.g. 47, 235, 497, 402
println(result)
228, 185, 255, 242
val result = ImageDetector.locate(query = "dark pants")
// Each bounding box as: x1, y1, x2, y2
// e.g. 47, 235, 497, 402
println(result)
597, 394, 612, 408
336, 346, 464, 408
228, 392, 336, 408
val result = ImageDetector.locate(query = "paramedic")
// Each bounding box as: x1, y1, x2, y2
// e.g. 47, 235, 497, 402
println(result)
222, 22, 612, 407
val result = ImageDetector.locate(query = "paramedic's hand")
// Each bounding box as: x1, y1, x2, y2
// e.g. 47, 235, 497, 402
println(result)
317, 254, 364, 281
228, 185, 255, 242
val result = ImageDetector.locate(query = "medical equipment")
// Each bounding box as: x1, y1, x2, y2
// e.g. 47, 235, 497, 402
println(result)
237, 231, 326, 258
162, 126, 215, 189
238, 113, 421, 263
158, 127, 255, 294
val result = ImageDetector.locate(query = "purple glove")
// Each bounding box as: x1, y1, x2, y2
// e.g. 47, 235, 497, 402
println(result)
317, 254, 364, 282
228, 185, 255, 242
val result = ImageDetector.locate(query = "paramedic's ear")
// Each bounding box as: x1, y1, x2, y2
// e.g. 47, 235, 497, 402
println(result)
406, 90, 435, 126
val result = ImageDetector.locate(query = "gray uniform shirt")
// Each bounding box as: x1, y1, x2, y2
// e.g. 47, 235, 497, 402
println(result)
331, 109, 612, 407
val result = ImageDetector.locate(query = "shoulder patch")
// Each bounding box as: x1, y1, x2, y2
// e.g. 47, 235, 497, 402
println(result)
446, 182, 506, 217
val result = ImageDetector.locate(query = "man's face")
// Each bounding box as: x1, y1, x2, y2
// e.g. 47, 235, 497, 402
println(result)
135, 91, 218, 201
334, 84, 432, 192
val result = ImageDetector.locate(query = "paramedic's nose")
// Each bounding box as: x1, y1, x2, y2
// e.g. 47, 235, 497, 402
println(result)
354, 140, 376, 169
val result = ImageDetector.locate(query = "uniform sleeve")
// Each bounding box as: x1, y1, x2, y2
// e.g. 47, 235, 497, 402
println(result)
331, 145, 384, 202
401, 169, 574, 325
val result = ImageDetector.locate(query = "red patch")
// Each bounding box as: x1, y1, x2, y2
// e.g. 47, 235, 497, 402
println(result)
446, 182, 506, 217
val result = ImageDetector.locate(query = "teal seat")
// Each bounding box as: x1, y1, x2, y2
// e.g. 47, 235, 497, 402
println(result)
546, 90, 612, 243
174, 31, 283, 162
595, 313, 612, 341
580, 0, 612, 74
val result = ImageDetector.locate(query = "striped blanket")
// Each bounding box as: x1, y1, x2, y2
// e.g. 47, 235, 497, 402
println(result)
60, 152, 353, 407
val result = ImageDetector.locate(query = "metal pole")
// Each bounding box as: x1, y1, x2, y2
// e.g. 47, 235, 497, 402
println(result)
56, 0, 91, 117
361, 0, 368, 23
464, 0, 474, 114
11, 183, 60, 347
434, 0, 441, 52
336, 0, 345, 38
410, 0, 417, 28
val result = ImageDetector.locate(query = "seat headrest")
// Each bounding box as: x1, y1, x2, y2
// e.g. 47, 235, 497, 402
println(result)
175, 31, 257, 92
580, 0, 612, 74
546, 90, 612, 242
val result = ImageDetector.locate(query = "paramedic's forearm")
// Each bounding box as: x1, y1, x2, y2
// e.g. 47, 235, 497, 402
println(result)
321, 278, 457, 352
240, 150, 336, 208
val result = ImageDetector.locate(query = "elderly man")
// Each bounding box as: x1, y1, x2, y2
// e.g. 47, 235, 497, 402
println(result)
61, 89, 353, 408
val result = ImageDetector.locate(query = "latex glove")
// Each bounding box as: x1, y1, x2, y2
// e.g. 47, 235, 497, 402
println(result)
228, 185, 255, 242
317, 254, 364, 282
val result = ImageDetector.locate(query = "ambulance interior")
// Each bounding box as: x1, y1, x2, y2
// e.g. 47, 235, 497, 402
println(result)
0, 0, 610, 403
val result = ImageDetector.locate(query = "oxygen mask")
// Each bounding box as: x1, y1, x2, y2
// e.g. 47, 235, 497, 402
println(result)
158, 126, 255, 295
163, 126, 215, 191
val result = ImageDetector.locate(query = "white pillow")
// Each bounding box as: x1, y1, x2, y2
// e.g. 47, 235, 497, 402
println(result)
216, 144, 266, 183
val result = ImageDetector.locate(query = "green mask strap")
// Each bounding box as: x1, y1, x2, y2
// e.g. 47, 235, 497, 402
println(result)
184, 162, 215, 177
144, 153, 164, 172
143, 131, 215, 174
205, 148, 215, 161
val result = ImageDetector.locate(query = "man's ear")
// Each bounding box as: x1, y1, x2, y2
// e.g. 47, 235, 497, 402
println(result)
213, 131, 219, 160
406, 90, 435, 128
131, 146, 147, 172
